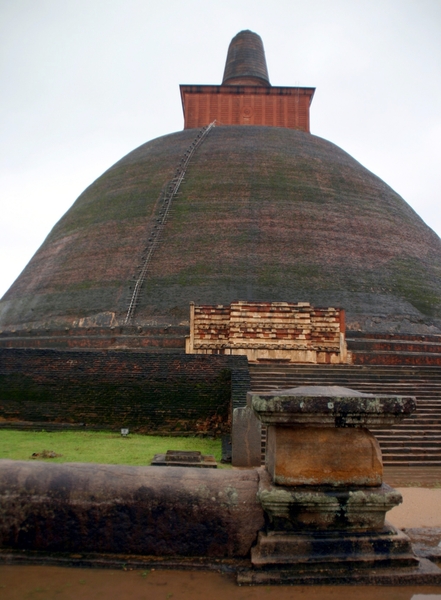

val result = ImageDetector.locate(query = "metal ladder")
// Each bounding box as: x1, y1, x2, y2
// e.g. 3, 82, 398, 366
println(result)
124, 121, 216, 325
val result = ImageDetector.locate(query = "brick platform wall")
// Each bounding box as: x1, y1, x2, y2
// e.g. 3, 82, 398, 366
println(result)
0, 349, 250, 434
0, 326, 188, 351
187, 301, 350, 364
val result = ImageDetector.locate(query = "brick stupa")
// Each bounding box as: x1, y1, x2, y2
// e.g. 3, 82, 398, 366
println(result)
1, 30, 441, 342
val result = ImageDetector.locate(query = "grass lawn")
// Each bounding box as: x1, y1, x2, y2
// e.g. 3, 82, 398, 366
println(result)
0, 430, 225, 467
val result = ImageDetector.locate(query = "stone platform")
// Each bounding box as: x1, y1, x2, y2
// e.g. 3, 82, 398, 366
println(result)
151, 450, 217, 468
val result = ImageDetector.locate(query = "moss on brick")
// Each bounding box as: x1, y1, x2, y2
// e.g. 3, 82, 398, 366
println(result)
2, 126, 441, 333
0, 350, 248, 433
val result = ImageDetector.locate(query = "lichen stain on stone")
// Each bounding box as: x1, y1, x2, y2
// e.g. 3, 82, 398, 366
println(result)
223, 486, 239, 506
194, 485, 211, 500
347, 489, 403, 508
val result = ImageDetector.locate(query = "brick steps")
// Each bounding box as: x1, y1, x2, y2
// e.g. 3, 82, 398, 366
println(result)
381, 460, 441, 467
250, 364, 441, 466
347, 332, 441, 342
346, 331, 441, 366
376, 430, 441, 437
377, 441, 441, 449
349, 341, 441, 353
383, 466, 441, 486
351, 352, 441, 366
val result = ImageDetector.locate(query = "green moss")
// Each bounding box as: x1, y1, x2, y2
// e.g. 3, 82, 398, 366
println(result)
389, 257, 441, 316
4, 126, 441, 330
0, 374, 47, 404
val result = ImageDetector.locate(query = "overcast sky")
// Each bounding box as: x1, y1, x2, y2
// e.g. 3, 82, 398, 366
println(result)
1, 0, 440, 299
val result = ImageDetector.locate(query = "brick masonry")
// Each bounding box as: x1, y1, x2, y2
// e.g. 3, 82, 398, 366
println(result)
186, 301, 350, 364
180, 85, 314, 131
0, 326, 187, 351
2, 126, 441, 334
0, 349, 250, 434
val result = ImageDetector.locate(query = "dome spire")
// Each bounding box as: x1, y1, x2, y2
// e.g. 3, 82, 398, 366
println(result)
222, 30, 270, 86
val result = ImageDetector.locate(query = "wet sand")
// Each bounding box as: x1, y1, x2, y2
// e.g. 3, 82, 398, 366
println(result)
0, 565, 440, 600
388, 488, 441, 529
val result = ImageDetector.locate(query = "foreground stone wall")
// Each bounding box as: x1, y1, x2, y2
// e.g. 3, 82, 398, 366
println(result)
0, 349, 250, 433
0, 460, 264, 557
187, 301, 350, 364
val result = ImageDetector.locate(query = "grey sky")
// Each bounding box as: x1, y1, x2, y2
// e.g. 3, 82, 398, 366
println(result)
1, 0, 440, 299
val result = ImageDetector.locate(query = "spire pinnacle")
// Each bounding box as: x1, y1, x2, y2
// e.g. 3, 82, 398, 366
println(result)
222, 30, 270, 86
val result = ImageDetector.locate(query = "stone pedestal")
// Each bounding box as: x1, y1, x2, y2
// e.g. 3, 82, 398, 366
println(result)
238, 385, 432, 584
266, 426, 382, 487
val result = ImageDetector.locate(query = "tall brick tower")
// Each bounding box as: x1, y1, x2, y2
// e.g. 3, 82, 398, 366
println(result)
180, 30, 314, 131
1, 30, 441, 342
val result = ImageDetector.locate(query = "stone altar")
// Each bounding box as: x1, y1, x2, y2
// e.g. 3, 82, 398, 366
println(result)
238, 385, 434, 584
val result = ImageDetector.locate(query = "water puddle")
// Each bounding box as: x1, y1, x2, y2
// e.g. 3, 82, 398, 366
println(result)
0, 566, 440, 600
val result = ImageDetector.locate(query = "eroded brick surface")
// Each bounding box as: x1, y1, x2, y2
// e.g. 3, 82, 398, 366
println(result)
187, 301, 349, 363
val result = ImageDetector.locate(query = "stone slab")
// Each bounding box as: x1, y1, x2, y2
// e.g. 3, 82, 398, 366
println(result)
237, 557, 441, 585
232, 407, 262, 467
404, 527, 441, 563
221, 434, 232, 463
251, 526, 418, 568
266, 425, 382, 486
250, 386, 416, 427
151, 452, 217, 468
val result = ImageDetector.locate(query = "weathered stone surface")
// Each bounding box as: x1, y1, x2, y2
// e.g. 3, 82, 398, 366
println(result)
246, 386, 425, 581
250, 385, 416, 427
266, 426, 382, 486
257, 470, 401, 531
251, 525, 417, 568
232, 406, 262, 467
0, 460, 264, 558
246, 469, 430, 581
238, 557, 441, 585
405, 527, 441, 563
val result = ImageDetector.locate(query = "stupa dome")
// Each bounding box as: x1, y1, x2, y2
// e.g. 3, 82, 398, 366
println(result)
1, 32, 441, 335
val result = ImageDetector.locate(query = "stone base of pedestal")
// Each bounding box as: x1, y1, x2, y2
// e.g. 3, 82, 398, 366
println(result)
242, 470, 441, 583
238, 557, 441, 585
259, 482, 403, 531
251, 524, 418, 569
242, 521, 441, 584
